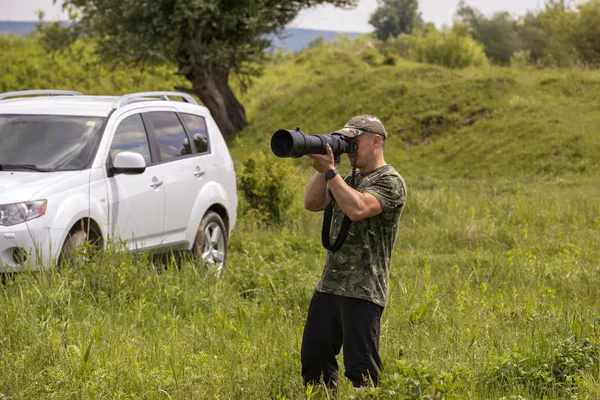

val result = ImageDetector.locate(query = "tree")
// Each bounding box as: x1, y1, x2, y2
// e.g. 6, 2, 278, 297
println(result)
46, 0, 356, 137
536, 0, 578, 66
369, 0, 424, 41
571, 0, 600, 65
516, 12, 548, 63
456, 1, 521, 64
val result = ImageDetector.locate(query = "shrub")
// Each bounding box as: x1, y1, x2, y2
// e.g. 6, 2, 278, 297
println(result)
237, 151, 299, 224
399, 25, 489, 68
510, 50, 533, 68
359, 45, 385, 66
382, 51, 401, 66
484, 336, 600, 397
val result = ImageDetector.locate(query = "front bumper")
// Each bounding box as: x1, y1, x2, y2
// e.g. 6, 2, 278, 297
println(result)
0, 219, 58, 273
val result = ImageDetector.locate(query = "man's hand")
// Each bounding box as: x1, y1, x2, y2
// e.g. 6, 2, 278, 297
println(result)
307, 144, 335, 173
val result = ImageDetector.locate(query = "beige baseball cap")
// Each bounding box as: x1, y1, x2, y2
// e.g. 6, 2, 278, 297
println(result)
333, 115, 388, 138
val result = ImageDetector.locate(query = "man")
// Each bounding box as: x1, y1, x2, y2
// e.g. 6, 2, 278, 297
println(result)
301, 115, 407, 390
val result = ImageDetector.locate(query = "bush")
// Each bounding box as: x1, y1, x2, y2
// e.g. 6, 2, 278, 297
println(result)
399, 25, 489, 69
358, 45, 385, 66
510, 50, 533, 68
382, 51, 401, 66
485, 337, 600, 397
237, 151, 299, 224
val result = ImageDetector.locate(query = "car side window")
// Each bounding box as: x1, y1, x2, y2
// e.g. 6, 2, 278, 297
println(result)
181, 113, 209, 154
145, 111, 192, 162
110, 114, 152, 164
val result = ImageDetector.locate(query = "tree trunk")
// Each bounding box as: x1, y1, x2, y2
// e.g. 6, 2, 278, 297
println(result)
187, 64, 247, 138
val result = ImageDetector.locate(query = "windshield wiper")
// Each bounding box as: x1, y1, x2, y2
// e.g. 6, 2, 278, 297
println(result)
0, 164, 52, 172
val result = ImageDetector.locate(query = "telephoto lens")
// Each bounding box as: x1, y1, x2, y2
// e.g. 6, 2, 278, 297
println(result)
270, 127, 354, 158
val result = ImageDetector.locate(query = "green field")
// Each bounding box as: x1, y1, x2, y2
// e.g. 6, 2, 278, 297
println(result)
1, 37, 600, 399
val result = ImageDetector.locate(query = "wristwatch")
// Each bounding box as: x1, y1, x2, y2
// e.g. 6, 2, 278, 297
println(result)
324, 168, 338, 182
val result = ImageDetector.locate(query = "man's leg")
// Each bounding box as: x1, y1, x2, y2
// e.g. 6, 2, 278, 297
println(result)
301, 291, 343, 389
341, 297, 384, 387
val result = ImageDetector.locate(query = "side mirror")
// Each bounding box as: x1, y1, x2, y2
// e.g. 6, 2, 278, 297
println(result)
112, 151, 146, 174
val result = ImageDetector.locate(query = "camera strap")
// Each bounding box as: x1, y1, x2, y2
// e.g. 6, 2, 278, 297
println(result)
321, 204, 352, 252
321, 162, 358, 253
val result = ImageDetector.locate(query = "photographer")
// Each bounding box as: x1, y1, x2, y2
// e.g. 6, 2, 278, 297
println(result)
301, 115, 407, 390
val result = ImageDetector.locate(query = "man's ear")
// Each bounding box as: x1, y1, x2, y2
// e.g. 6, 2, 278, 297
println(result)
374, 134, 382, 148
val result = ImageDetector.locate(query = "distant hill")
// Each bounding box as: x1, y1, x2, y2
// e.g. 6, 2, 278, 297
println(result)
0, 21, 45, 35
0, 21, 363, 53
270, 28, 363, 52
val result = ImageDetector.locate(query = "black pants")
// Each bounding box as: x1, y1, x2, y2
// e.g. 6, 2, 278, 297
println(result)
301, 291, 384, 388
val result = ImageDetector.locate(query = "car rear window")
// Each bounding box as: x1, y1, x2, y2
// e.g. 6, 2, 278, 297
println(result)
145, 111, 192, 162
181, 113, 209, 154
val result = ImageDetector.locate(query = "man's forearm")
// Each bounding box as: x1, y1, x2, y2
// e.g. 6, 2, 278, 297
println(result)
326, 174, 369, 220
304, 171, 329, 211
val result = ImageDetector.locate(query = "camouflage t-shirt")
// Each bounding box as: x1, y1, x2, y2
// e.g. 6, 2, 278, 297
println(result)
315, 164, 407, 307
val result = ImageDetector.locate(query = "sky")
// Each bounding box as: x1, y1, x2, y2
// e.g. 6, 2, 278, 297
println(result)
1, 0, 546, 32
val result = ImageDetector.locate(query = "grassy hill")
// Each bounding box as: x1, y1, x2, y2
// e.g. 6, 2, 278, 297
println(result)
1, 37, 599, 399
235, 44, 599, 180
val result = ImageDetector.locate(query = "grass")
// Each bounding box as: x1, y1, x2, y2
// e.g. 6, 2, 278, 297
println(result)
1, 39, 600, 398
1, 178, 598, 398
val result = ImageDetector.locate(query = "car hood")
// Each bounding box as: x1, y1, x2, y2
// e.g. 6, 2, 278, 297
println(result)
0, 171, 83, 204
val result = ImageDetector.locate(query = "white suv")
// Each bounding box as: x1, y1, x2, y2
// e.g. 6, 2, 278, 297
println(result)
0, 90, 237, 274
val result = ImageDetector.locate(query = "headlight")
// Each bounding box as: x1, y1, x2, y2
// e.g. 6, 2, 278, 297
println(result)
0, 200, 47, 227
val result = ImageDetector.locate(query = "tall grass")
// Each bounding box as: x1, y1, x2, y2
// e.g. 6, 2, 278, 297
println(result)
1, 178, 598, 398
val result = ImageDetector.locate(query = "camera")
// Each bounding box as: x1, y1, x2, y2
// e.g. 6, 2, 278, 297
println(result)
270, 127, 356, 162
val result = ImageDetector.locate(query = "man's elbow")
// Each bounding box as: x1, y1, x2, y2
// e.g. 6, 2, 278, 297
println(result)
304, 199, 320, 212
347, 210, 366, 222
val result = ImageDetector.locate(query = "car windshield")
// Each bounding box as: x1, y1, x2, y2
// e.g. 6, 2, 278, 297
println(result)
0, 114, 105, 171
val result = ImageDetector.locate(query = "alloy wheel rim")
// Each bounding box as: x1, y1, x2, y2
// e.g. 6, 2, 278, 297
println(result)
201, 221, 225, 273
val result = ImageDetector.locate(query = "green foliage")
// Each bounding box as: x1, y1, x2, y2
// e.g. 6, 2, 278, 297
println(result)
536, 0, 581, 66
399, 25, 489, 69
537, 0, 600, 66
381, 361, 465, 399
359, 45, 385, 66
569, 0, 600, 66
369, 0, 424, 41
456, 2, 522, 65
485, 337, 600, 397
44, 0, 358, 137
54, 0, 356, 69
0, 34, 186, 94
510, 50, 533, 68
237, 151, 300, 224
517, 12, 549, 63
458, 0, 600, 67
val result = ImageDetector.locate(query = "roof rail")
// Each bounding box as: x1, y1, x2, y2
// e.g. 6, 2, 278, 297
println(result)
0, 90, 84, 101
116, 91, 199, 108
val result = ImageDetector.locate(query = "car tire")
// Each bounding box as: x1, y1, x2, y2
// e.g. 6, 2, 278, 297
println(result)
59, 229, 91, 268
192, 211, 228, 277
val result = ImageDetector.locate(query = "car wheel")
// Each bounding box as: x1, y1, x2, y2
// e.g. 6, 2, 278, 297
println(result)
192, 211, 228, 277
59, 229, 91, 268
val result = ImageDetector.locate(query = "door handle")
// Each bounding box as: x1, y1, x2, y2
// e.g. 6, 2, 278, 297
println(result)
150, 177, 163, 188
194, 167, 205, 178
